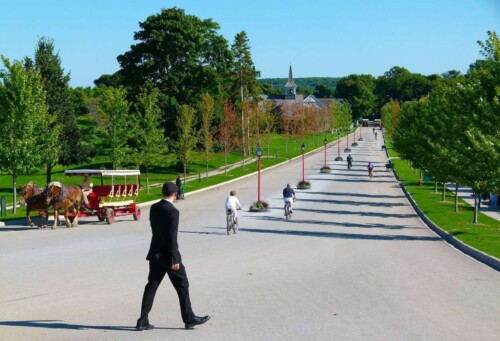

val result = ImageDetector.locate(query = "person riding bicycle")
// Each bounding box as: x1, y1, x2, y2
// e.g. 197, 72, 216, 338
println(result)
283, 184, 296, 214
225, 190, 242, 224
346, 154, 353, 169
367, 162, 374, 177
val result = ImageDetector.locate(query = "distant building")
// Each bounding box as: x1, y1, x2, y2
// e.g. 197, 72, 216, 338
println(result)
261, 65, 341, 112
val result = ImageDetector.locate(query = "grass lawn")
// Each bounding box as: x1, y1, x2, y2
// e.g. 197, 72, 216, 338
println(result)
385, 138, 500, 259
0, 130, 344, 221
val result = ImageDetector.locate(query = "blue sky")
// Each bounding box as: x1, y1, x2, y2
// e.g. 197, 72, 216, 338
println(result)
2, 0, 498, 87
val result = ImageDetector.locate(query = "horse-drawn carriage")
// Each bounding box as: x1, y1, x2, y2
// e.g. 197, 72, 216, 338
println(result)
19, 169, 142, 228
65, 169, 142, 224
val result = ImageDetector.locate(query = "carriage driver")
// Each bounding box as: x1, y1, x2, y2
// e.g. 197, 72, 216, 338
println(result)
80, 173, 93, 205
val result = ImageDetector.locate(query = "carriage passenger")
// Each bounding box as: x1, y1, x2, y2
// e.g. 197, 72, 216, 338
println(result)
80, 174, 93, 205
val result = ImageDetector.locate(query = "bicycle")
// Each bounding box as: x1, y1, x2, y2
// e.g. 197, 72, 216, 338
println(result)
284, 198, 295, 221
226, 209, 238, 234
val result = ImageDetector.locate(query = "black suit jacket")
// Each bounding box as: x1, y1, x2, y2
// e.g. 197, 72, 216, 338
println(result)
146, 199, 182, 267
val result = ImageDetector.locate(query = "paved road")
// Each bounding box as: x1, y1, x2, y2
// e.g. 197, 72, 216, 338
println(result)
1, 131, 499, 341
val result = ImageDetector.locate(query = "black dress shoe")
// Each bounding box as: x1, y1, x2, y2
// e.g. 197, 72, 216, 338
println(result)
185, 315, 210, 329
136, 323, 154, 331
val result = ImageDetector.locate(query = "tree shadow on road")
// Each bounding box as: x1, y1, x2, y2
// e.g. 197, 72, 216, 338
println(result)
269, 207, 414, 218
238, 226, 440, 241
0, 320, 185, 331
296, 198, 407, 207
254, 215, 421, 230
308, 178, 397, 183
305, 191, 405, 199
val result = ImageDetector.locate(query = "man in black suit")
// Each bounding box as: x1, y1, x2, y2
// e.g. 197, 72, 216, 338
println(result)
136, 182, 210, 331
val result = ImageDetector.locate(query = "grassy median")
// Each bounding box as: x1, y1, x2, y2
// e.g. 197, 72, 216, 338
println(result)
385, 138, 500, 259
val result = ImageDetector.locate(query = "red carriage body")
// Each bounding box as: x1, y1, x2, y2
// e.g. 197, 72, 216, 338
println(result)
64, 169, 141, 224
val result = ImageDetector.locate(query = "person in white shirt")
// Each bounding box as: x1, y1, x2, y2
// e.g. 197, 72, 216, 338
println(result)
80, 174, 93, 205
225, 190, 242, 224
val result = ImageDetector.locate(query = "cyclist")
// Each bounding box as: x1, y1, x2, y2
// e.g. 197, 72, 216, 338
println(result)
283, 184, 296, 215
367, 162, 374, 178
225, 190, 242, 224
346, 154, 353, 169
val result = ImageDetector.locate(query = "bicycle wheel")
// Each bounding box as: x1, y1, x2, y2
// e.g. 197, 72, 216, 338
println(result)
226, 214, 232, 235
233, 218, 238, 234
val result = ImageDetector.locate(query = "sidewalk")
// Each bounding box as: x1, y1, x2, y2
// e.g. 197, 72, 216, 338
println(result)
445, 184, 500, 222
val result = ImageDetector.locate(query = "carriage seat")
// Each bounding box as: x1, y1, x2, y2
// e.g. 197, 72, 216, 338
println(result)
92, 185, 113, 198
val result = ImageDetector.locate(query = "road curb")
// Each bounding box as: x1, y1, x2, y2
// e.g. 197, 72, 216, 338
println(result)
383, 132, 500, 272
396, 173, 500, 272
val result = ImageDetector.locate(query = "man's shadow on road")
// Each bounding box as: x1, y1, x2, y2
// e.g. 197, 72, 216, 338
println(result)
0, 320, 184, 331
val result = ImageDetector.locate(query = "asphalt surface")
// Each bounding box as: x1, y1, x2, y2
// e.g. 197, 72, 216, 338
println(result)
1, 130, 499, 341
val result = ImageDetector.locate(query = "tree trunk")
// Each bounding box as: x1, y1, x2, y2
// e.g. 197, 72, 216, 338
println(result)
454, 183, 459, 213
473, 193, 479, 224
12, 174, 17, 214
224, 141, 227, 176
146, 168, 150, 194
46, 164, 53, 185
434, 181, 438, 193
442, 183, 446, 201
206, 151, 209, 181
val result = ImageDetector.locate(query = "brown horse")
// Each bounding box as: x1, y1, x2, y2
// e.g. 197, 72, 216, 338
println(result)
19, 183, 55, 228
45, 182, 84, 228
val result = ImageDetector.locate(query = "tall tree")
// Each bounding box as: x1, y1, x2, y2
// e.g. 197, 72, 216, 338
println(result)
115, 7, 232, 140
219, 100, 237, 174
200, 93, 215, 180
231, 31, 261, 162
133, 88, 170, 193
176, 105, 198, 174
0, 57, 54, 213
334, 74, 376, 120
94, 86, 132, 169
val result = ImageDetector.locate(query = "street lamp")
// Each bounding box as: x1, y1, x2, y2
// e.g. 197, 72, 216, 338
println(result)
301, 142, 306, 183
351, 122, 359, 147
335, 130, 342, 161
256, 144, 262, 203
358, 121, 363, 141
323, 137, 328, 168
344, 128, 352, 153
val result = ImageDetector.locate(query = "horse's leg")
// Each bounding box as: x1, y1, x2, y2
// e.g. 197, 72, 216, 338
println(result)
65, 206, 72, 228
51, 205, 59, 229
73, 205, 79, 227
26, 208, 34, 227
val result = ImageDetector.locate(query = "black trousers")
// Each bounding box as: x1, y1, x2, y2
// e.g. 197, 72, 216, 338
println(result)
139, 261, 195, 323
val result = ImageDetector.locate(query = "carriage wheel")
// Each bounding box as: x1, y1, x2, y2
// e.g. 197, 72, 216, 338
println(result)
97, 215, 105, 222
105, 208, 115, 224
133, 207, 141, 221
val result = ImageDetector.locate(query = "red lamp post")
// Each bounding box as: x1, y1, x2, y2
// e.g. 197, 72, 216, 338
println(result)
301, 142, 306, 183
344, 128, 352, 153
323, 137, 328, 168
256, 144, 262, 203
335, 130, 342, 161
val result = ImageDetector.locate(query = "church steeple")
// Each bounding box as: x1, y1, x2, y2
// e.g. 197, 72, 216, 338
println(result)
284, 65, 297, 98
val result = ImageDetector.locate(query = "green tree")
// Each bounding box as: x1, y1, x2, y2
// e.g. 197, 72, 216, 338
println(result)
0, 57, 55, 213
334, 74, 376, 120
115, 7, 232, 141
94, 86, 132, 169
219, 100, 237, 174
380, 99, 401, 138
133, 88, 170, 193
375, 66, 432, 109
200, 93, 215, 180
313, 84, 334, 98
176, 105, 197, 174
29, 37, 93, 182
231, 31, 261, 162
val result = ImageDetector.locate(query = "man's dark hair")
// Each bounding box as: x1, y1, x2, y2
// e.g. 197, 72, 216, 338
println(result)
162, 182, 178, 196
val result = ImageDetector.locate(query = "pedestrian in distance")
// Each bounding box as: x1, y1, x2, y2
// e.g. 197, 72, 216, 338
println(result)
136, 181, 210, 331
375, 131, 378, 140
175, 174, 183, 200
347, 154, 353, 170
